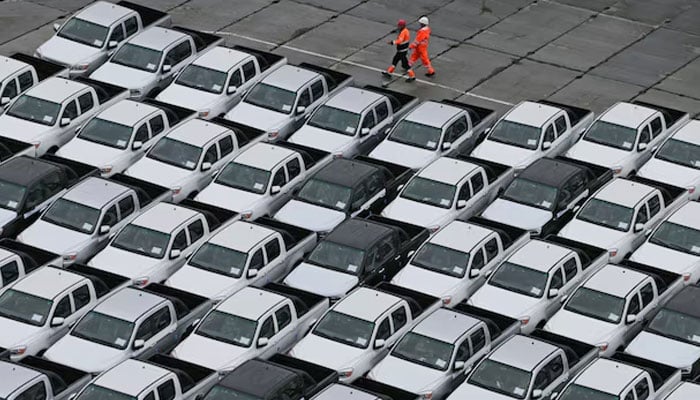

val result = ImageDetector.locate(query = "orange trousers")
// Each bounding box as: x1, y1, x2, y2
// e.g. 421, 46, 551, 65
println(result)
408, 47, 434, 77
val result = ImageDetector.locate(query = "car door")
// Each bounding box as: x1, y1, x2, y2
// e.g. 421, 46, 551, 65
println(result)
544, 266, 565, 316
444, 115, 469, 153
0, 260, 20, 289
0, 76, 19, 106
631, 202, 650, 248
622, 291, 643, 344
225, 67, 245, 110
292, 87, 314, 130
551, 115, 570, 154
635, 124, 652, 168
531, 355, 566, 399
47, 293, 74, 343
271, 303, 297, 353
256, 314, 278, 357
162, 40, 193, 87
165, 228, 190, 278
134, 306, 176, 357
199, 143, 221, 188
59, 98, 79, 139
263, 237, 285, 280
271, 156, 302, 212
23, 170, 63, 224
625, 283, 655, 343
371, 315, 395, 365
466, 171, 488, 216
11, 381, 47, 400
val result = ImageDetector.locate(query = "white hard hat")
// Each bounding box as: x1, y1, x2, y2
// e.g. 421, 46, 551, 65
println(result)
419, 16, 429, 25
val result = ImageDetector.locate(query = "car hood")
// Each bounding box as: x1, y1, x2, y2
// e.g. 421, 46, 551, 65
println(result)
0, 318, 42, 348
283, 263, 359, 299
289, 126, 354, 153
471, 141, 536, 168
156, 84, 219, 112
166, 265, 241, 299
274, 200, 346, 233
469, 284, 541, 318
558, 220, 626, 250
56, 139, 124, 168
565, 140, 629, 168
481, 199, 552, 232
126, 157, 191, 188
545, 310, 616, 345
630, 243, 699, 275
0, 114, 49, 141
90, 63, 153, 90
44, 334, 124, 374
448, 383, 517, 400
0, 208, 18, 229
224, 102, 289, 132
381, 198, 450, 228
37, 36, 101, 67
19, 221, 91, 255
195, 184, 262, 213
638, 158, 699, 189
88, 247, 162, 280
171, 333, 251, 371
369, 356, 446, 393
625, 331, 700, 369
369, 141, 435, 169
290, 334, 365, 371
391, 265, 461, 298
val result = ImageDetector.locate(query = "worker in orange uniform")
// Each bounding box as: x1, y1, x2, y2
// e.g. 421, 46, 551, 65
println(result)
406, 16, 435, 82
382, 19, 410, 77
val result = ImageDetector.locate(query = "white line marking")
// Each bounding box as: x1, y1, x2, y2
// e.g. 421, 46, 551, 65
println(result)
205, 30, 514, 106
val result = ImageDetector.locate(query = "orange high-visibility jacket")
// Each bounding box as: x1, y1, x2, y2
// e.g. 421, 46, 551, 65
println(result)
393, 28, 410, 51
411, 26, 431, 50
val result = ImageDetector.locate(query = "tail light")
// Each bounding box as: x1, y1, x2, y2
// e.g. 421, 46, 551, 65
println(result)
608, 248, 618, 258
171, 186, 182, 195
441, 296, 452, 305
596, 342, 609, 352
688, 186, 696, 194
134, 276, 150, 287
428, 225, 440, 234
519, 316, 530, 325
268, 131, 279, 140
683, 273, 691, 282
333, 152, 343, 159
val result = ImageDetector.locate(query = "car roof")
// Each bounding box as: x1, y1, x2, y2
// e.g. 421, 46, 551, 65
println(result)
312, 158, 378, 188
518, 158, 584, 188
404, 101, 462, 128
663, 284, 700, 319
333, 287, 402, 322
429, 221, 493, 253
583, 264, 648, 297
131, 202, 200, 233
207, 220, 276, 253
0, 55, 28, 78
233, 143, 296, 171
216, 287, 286, 320
593, 179, 656, 208
489, 334, 558, 371
508, 240, 574, 272
324, 87, 384, 114
665, 382, 700, 400
192, 46, 252, 72
325, 218, 395, 251
93, 287, 166, 321
26, 77, 87, 103
665, 199, 700, 230
0, 362, 42, 398
412, 308, 480, 343
599, 102, 657, 129
75, 1, 134, 26
0, 156, 60, 186
166, 118, 231, 147
219, 359, 297, 397
128, 27, 188, 51
573, 358, 642, 394
503, 101, 561, 128
261, 65, 319, 92
417, 157, 479, 186
670, 120, 700, 145
62, 177, 131, 209
95, 359, 170, 396
12, 266, 85, 299
97, 100, 160, 127
0, 247, 16, 262
313, 384, 382, 400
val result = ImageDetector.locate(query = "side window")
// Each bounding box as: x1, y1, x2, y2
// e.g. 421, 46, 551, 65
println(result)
259, 316, 275, 338
265, 239, 281, 261
172, 230, 188, 251
118, 196, 135, 219
203, 145, 218, 164
455, 339, 471, 362
276, 305, 292, 331
366, 172, 382, 195
72, 285, 91, 311
484, 238, 498, 262
543, 124, 555, 144
78, 92, 94, 113
636, 205, 649, 225
446, 116, 468, 142
150, 115, 165, 135
171, 41, 193, 65
109, 24, 125, 43
15, 382, 46, 400
157, 380, 176, 400
567, 172, 586, 194
242, 61, 256, 81
471, 248, 485, 271
124, 17, 138, 37
649, 117, 663, 138
54, 296, 72, 318
43, 171, 63, 195
297, 89, 311, 108
310, 80, 324, 102
219, 136, 234, 157
137, 307, 172, 341
458, 182, 471, 201
639, 125, 651, 145
287, 158, 301, 180
361, 110, 376, 130
272, 168, 287, 188
628, 293, 641, 316
554, 116, 567, 137
0, 261, 19, 286
647, 195, 661, 218
249, 248, 264, 270
62, 100, 78, 120
134, 124, 149, 143
470, 328, 486, 354
550, 268, 564, 290
391, 307, 407, 331
563, 258, 578, 281
376, 318, 391, 340
375, 101, 389, 122
377, 236, 397, 263
25, 186, 49, 210
624, 392, 635, 400
102, 204, 118, 227
187, 220, 204, 243
635, 378, 650, 400
18, 71, 34, 92
640, 283, 654, 308
229, 69, 243, 88
144, 393, 156, 400
470, 172, 484, 194
351, 184, 368, 211
1, 79, 17, 99
547, 356, 564, 381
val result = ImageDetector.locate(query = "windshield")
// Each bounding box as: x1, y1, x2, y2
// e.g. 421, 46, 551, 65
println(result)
148, 137, 202, 170
111, 44, 162, 72
488, 262, 548, 298
488, 120, 541, 150
244, 83, 296, 114
42, 198, 101, 234
412, 243, 469, 278
392, 332, 454, 371
559, 385, 619, 400
649, 221, 700, 256
111, 224, 170, 259
57, 18, 109, 48
297, 178, 352, 211
577, 198, 634, 232
189, 243, 247, 278
388, 120, 442, 150
401, 177, 456, 208
583, 121, 637, 151
76, 385, 136, 400
565, 287, 625, 323
647, 309, 700, 346
502, 178, 558, 210
203, 386, 260, 400
196, 310, 257, 347
71, 311, 134, 349
176, 65, 228, 94
0, 289, 52, 326
313, 310, 374, 348
78, 118, 133, 149
307, 241, 365, 275
7, 95, 61, 126
215, 162, 270, 194
0, 180, 26, 211
468, 359, 531, 399
655, 138, 700, 169
307, 105, 361, 135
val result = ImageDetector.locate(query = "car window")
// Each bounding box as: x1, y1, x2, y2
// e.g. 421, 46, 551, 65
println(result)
543, 124, 555, 145
624, 392, 634, 400
144, 392, 156, 400
167, 41, 192, 65
635, 378, 650, 400
471, 248, 485, 270
219, 136, 234, 157
102, 204, 118, 227
110, 24, 125, 43
62, 100, 78, 120
25, 186, 49, 210
78, 92, 94, 113
265, 239, 281, 261
18, 71, 33, 92
566, 172, 586, 195
72, 285, 91, 311
287, 158, 301, 180
15, 381, 46, 400
563, 258, 578, 281
124, 17, 138, 37
118, 196, 135, 219
550, 268, 564, 290
2, 79, 18, 99
636, 205, 649, 225
250, 248, 264, 270
157, 380, 176, 400
455, 339, 471, 361
471, 172, 484, 194
150, 115, 165, 135
54, 296, 72, 318
0, 261, 19, 286
376, 235, 396, 265
259, 315, 275, 338
446, 116, 468, 143
639, 125, 651, 145
134, 124, 149, 143
375, 101, 389, 121
229, 69, 243, 88
242, 61, 256, 81
310, 80, 324, 102
362, 110, 376, 130
42, 171, 64, 195
484, 238, 498, 262
172, 230, 188, 251
547, 356, 564, 381
647, 195, 661, 218
458, 182, 471, 201
203, 145, 218, 164
391, 307, 407, 331
628, 293, 641, 315
366, 171, 382, 194
297, 88, 311, 108
187, 220, 204, 243
351, 184, 368, 211
640, 283, 654, 308
272, 168, 287, 188
376, 318, 391, 340
649, 117, 663, 139
470, 327, 486, 354
554, 116, 567, 137
137, 307, 172, 341
276, 305, 292, 331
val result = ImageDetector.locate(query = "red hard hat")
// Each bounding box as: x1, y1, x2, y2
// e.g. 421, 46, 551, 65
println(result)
397, 19, 406, 27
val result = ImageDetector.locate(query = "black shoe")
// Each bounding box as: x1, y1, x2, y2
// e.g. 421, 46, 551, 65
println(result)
382, 71, 391, 78
425, 71, 435, 77
406, 77, 416, 82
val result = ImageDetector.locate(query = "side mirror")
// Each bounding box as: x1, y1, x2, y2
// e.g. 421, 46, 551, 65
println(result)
132, 141, 143, 151
442, 142, 452, 150
542, 141, 552, 150
99, 225, 110, 235
162, 64, 172, 73
634, 223, 644, 233
296, 106, 306, 115
548, 288, 559, 299
626, 314, 637, 324
257, 337, 269, 348
469, 269, 480, 279
532, 389, 543, 399
270, 185, 281, 195
456, 199, 467, 209
247, 269, 258, 279
53, 23, 61, 32
60, 118, 71, 127
638, 142, 648, 152
227, 85, 237, 94
0, 97, 10, 106
50, 317, 65, 327
374, 339, 386, 349
108, 40, 118, 49
169, 249, 181, 259
453, 361, 465, 371
201, 162, 212, 171
133, 339, 145, 350
360, 127, 370, 136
